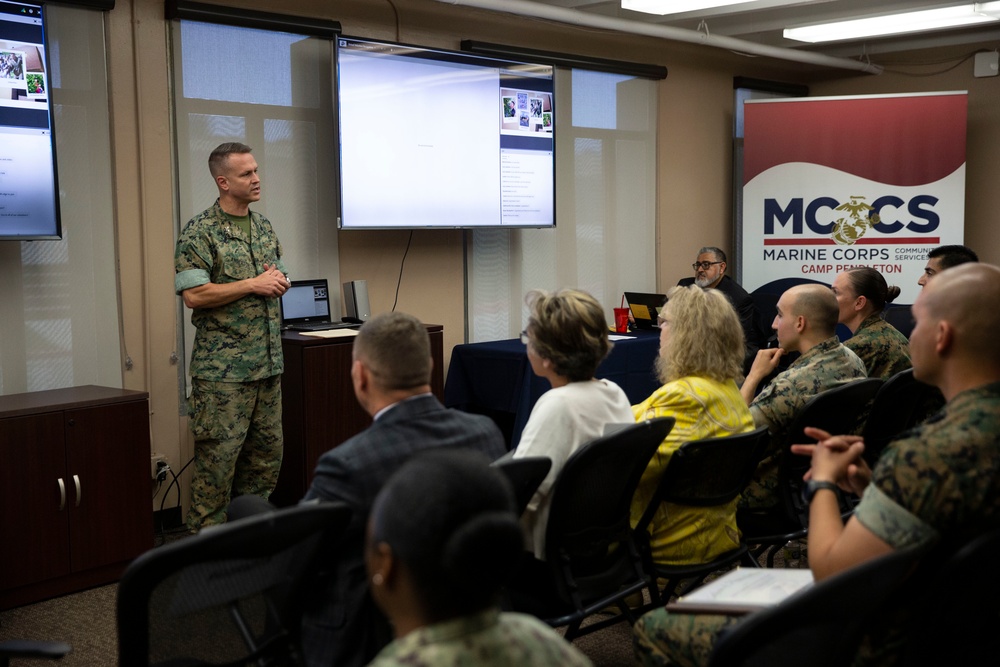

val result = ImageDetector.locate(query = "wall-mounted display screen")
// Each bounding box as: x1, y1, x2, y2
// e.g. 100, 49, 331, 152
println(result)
336, 37, 555, 230
0, 0, 60, 240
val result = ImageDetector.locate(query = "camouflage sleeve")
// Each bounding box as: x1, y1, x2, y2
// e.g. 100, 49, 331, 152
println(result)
175, 222, 215, 294
853, 483, 939, 550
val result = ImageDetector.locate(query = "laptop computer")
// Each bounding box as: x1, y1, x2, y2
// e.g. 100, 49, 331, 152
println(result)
624, 291, 667, 330
281, 279, 358, 332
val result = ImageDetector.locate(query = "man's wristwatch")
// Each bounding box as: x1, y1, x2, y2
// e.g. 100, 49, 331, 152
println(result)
803, 480, 839, 504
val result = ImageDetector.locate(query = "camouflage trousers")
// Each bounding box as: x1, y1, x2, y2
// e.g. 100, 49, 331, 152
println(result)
738, 451, 780, 510
633, 608, 740, 667
186, 375, 283, 530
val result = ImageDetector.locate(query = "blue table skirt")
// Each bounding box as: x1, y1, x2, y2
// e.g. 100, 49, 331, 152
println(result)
444, 331, 661, 449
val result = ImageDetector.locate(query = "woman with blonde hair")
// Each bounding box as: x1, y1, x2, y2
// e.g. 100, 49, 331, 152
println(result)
513, 288, 633, 559
630, 284, 755, 566
830, 266, 911, 378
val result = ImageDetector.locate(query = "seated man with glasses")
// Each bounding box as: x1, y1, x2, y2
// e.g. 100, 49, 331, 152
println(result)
678, 246, 766, 369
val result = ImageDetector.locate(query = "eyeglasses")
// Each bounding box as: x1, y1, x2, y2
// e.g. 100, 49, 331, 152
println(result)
692, 261, 724, 271
519, 330, 530, 345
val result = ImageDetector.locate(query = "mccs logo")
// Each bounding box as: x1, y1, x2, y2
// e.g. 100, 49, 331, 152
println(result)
764, 194, 940, 245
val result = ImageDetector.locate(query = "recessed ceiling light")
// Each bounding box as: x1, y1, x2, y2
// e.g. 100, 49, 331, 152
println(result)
784, 4, 1000, 43
622, 0, 760, 15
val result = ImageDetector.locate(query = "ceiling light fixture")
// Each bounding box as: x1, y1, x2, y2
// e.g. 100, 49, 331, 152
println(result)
621, 0, 760, 15
784, 3, 1000, 43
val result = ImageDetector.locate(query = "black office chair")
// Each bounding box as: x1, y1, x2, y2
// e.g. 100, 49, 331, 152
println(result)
898, 527, 1000, 666
507, 417, 674, 640
707, 542, 927, 667
491, 456, 552, 517
860, 368, 941, 466
739, 378, 883, 566
117, 502, 352, 667
634, 427, 771, 603
882, 304, 914, 339
0, 641, 70, 666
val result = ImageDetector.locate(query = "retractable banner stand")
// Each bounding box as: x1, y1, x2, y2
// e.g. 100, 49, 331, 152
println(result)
740, 92, 967, 304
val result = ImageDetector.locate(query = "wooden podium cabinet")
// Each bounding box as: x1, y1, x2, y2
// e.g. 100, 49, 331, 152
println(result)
271, 325, 444, 506
0, 385, 152, 609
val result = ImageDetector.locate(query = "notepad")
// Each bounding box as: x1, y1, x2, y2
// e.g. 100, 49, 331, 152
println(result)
665, 567, 814, 615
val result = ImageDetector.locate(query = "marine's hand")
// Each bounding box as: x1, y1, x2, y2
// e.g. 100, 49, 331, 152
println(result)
253, 263, 290, 297
792, 427, 871, 495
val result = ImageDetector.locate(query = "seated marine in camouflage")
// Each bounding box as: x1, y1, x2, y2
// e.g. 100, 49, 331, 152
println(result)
737, 284, 867, 509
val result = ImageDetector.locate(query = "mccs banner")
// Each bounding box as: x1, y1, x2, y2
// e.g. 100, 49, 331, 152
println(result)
740, 91, 967, 304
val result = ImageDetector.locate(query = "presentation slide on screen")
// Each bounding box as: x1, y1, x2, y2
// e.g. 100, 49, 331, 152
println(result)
0, 3, 58, 238
0, 128, 58, 235
337, 38, 555, 229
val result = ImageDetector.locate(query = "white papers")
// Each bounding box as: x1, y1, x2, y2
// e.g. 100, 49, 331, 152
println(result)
668, 567, 814, 615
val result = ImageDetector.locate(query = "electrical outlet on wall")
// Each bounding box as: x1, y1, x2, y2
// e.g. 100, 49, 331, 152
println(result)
151, 453, 168, 480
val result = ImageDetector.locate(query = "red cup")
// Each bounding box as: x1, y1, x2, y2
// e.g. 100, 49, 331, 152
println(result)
613, 307, 630, 333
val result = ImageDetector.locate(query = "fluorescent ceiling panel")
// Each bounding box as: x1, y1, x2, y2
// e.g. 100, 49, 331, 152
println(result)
622, 0, 761, 15
784, 4, 1000, 43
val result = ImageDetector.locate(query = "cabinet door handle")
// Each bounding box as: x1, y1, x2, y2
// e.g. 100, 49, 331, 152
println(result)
73, 474, 82, 507
58, 477, 66, 511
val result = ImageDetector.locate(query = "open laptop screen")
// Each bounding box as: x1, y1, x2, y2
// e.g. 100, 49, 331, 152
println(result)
281, 279, 332, 327
624, 291, 666, 330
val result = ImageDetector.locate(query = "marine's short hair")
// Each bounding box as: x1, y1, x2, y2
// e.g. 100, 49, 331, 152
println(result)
656, 285, 744, 384
353, 312, 431, 390
789, 284, 839, 337
525, 288, 612, 382
922, 263, 1000, 367
208, 142, 253, 177
369, 449, 523, 621
927, 244, 978, 270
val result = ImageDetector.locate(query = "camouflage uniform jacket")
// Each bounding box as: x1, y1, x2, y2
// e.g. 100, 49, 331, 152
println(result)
367, 608, 593, 667
750, 336, 867, 442
851, 381, 1000, 666
743, 337, 867, 507
856, 381, 1000, 550
175, 199, 286, 381
845, 313, 911, 379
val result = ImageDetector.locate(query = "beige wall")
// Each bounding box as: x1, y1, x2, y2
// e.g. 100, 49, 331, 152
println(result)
109, 0, 992, 509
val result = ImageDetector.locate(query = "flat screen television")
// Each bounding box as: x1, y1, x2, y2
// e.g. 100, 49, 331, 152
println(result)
336, 36, 555, 230
0, 0, 60, 240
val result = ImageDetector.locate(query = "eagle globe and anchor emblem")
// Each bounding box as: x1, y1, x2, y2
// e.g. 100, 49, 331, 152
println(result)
832, 195, 881, 245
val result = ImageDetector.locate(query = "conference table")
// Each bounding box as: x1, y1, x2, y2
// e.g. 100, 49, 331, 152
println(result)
444, 330, 661, 449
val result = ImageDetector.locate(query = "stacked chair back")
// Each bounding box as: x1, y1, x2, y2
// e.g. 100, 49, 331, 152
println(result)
491, 456, 552, 517
117, 502, 351, 667
739, 378, 883, 566
635, 427, 771, 601
861, 369, 940, 466
535, 416, 674, 639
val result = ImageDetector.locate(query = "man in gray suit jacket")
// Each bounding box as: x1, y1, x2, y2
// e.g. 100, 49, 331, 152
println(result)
300, 311, 506, 667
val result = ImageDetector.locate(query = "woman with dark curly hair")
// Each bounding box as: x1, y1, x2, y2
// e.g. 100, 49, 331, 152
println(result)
512, 288, 632, 558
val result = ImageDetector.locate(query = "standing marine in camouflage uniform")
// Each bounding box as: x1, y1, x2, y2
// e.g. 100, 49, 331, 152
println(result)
832, 267, 911, 378
634, 262, 1000, 667
738, 284, 867, 509
174, 142, 290, 531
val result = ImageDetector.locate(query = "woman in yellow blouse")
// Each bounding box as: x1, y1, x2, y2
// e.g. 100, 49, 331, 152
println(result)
630, 285, 755, 566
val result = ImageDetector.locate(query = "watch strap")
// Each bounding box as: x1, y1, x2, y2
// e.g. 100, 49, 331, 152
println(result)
804, 480, 839, 504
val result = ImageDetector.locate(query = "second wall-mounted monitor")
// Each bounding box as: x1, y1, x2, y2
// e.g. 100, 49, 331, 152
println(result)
0, 0, 60, 241
336, 37, 555, 230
